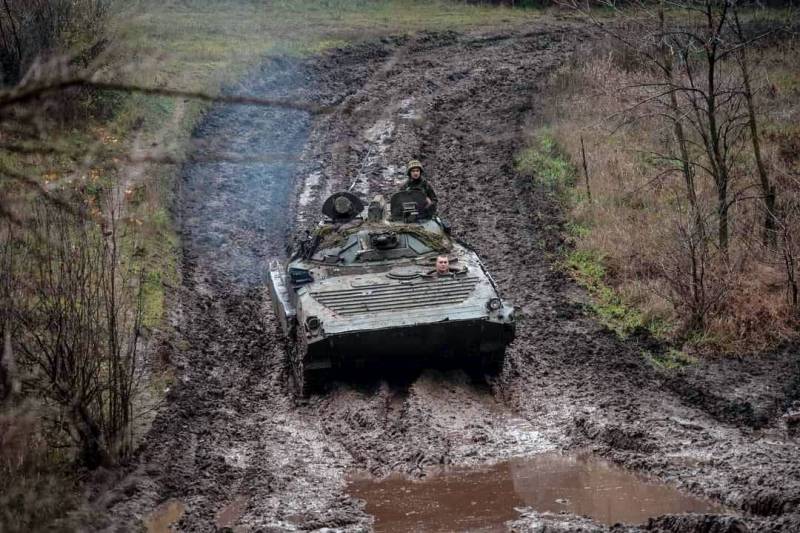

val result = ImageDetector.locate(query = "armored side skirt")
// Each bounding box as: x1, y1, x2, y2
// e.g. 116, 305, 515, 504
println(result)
303, 318, 514, 371
267, 262, 295, 337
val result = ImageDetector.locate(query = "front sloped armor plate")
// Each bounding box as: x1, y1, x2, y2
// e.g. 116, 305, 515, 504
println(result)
310, 276, 480, 315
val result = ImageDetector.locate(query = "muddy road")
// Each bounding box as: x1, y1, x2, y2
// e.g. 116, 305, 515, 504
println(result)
102, 23, 800, 532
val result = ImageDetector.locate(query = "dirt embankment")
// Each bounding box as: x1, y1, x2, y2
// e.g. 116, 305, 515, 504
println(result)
97, 23, 799, 532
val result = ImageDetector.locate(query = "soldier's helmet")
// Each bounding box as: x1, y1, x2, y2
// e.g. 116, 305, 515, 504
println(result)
406, 159, 423, 176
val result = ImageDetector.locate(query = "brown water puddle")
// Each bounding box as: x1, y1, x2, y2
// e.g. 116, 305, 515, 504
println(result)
216, 495, 248, 529
144, 499, 185, 533
348, 452, 726, 532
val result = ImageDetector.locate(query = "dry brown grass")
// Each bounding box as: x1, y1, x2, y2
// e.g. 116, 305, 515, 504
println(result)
0, 404, 77, 532
537, 31, 800, 354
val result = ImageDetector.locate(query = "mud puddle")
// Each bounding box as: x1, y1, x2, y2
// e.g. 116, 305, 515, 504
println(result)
348, 451, 726, 531
144, 499, 185, 533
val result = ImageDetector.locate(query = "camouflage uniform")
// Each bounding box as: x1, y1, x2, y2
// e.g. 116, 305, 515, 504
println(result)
403, 177, 437, 208
403, 160, 437, 215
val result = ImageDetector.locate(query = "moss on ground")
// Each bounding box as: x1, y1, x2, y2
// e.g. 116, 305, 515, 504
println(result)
565, 248, 656, 338
516, 130, 576, 198
643, 348, 698, 370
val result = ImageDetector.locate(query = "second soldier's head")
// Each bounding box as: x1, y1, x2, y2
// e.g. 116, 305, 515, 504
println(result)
407, 159, 423, 181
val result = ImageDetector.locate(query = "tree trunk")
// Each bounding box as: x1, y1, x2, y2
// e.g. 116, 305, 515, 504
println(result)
1, 319, 16, 401
580, 136, 591, 203
2, 0, 22, 82
717, 178, 729, 253
660, 1, 707, 315
71, 398, 111, 469
733, 7, 777, 248
659, 4, 701, 225
702, 0, 731, 255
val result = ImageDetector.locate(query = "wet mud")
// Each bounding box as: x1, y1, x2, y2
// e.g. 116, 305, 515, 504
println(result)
100, 22, 800, 532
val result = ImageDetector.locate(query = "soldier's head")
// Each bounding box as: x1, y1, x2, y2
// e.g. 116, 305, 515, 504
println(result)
407, 159, 423, 181
436, 255, 450, 275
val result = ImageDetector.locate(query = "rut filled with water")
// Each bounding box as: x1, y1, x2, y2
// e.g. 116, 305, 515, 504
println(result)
348, 452, 726, 531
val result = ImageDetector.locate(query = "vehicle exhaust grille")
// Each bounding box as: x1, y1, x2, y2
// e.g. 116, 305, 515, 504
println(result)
311, 277, 480, 315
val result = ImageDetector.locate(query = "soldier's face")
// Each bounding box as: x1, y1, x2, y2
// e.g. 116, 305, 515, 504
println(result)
410, 168, 421, 180
436, 256, 449, 274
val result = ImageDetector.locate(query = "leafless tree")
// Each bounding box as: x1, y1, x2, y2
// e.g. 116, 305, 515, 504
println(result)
0, 0, 110, 85
731, 6, 778, 248
563, 0, 795, 331
778, 193, 800, 316
10, 192, 146, 467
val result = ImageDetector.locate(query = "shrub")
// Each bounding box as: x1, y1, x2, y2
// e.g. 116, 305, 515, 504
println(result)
0, 404, 77, 532
0, 0, 110, 86
538, 17, 800, 353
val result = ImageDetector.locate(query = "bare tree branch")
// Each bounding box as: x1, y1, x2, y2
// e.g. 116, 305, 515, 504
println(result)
0, 77, 329, 114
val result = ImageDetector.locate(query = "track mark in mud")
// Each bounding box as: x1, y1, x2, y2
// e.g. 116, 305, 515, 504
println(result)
297, 170, 322, 224
350, 118, 396, 196
309, 371, 556, 480
105, 57, 376, 531
294, 27, 585, 487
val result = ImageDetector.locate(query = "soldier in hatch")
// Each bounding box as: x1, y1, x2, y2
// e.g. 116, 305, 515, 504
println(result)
402, 159, 437, 217
435, 255, 451, 276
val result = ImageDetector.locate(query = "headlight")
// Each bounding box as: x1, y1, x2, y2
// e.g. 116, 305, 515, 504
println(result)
487, 298, 502, 311
306, 316, 322, 331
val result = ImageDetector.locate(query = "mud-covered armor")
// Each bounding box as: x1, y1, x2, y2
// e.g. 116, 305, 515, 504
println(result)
267, 190, 515, 396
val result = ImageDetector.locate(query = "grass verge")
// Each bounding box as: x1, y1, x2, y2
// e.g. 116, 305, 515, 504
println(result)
530, 9, 799, 354
517, 129, 669, 340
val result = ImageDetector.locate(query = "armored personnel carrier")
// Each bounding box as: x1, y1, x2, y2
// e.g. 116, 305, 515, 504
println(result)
268, 189, 515, 395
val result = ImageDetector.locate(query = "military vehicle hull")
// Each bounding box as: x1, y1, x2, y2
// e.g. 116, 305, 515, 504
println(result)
268, 190, 515, 395
304, 319, 512, 368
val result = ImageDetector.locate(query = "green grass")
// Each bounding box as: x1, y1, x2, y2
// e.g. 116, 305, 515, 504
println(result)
142, 271, 165, 329
516, 131, 670, 340
113, 0, 543, 94
566, 249, 646, 337
565, 244, 673, 340
564, 221, 590, 239
134, 204, 179, 329
643, 348, 698, 370
516, 130, 576, 195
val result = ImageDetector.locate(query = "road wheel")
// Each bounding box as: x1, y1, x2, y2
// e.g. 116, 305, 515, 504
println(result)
288, 328, 308, 398
288, 329, 331, 398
